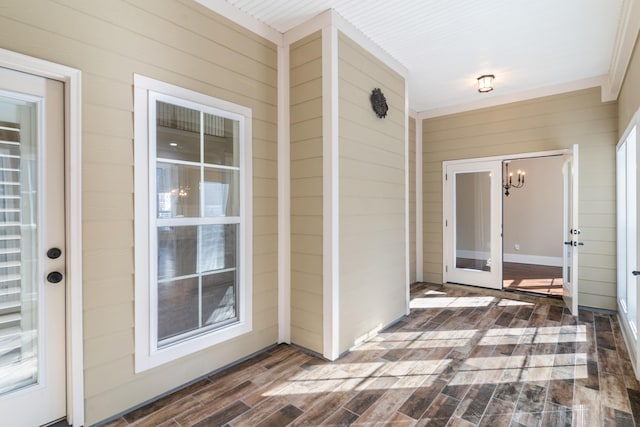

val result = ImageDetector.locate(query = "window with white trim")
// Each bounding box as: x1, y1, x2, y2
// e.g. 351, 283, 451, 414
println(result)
134, 75, 252, 371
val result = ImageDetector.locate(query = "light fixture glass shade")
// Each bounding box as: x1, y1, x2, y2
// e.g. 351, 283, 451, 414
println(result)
477, 74, 495, 93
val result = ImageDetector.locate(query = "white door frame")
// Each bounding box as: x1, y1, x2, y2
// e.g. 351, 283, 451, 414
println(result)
442, 149, 568, 285
0, 49, 84, 426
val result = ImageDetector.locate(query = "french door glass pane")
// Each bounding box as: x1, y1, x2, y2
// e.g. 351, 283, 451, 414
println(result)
455, 171, 492, 271
0, 95, 39, 395
617, 143, 627, 311
626, 132, 637, 332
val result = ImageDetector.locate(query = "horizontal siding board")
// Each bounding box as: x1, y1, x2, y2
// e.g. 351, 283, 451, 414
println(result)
291, 79, 323, 106
291, 139, 323, 160
290, 58, 323, 86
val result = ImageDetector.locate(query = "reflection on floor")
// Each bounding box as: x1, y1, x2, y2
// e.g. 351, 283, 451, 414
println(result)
102, 283, 639, 426
503, 262, 564, 297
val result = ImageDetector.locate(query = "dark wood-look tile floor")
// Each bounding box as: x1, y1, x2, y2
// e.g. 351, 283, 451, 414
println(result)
503, 262, 564, 297
102, 283, 640, 426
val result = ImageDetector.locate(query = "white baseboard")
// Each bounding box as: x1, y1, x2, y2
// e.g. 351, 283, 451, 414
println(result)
503, 253, 562, 267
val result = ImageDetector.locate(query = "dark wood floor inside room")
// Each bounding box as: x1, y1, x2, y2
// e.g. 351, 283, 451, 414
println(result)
503, 262, 564, 297
102, 282, 639, 427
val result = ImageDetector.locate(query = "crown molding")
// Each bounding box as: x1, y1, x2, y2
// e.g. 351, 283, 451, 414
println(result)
603, 0, 640, 101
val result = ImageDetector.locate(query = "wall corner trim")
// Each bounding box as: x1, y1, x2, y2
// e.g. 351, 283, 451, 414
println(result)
322, 25, 340, 361
277, 44, 291, 344
416, 118, 423, 283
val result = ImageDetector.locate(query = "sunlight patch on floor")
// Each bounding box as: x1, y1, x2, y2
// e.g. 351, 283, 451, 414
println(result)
410, 296, 495, 309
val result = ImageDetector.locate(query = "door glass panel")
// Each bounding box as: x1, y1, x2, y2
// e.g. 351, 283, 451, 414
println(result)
626, 131, 637, 332
0, 95, 39, 395
455, 171, 492, 271
617, 142, 627, 312
564, 160, 573, 285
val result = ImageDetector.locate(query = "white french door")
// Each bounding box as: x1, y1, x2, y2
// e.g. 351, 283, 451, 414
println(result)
617, 124, 639, 375
444, 161, 503, 289
0, 67, 66, 426
562, 144, 580, 315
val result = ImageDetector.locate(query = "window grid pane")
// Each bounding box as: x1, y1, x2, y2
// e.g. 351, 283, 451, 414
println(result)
154, 99, 241, 349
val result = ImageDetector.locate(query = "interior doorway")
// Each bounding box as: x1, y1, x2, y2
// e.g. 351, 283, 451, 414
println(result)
501, 156, 565, 297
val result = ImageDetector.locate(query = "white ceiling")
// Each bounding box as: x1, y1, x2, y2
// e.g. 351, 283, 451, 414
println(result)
220, 0, 627, 115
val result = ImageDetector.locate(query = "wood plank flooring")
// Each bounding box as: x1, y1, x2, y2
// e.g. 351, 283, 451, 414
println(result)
503, 262, 564, 297
101, 283, 640, 426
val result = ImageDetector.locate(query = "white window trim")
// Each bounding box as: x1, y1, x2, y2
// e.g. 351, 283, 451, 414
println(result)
134, 74, 252, 372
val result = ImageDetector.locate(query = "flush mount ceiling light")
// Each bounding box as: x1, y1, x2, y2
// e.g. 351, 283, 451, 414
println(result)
477, 74, 495, 93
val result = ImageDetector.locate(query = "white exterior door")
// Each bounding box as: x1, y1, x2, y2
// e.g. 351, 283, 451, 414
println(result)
562, 144, 580, 315
444, 160, 503, 289
0, 67, 66, 426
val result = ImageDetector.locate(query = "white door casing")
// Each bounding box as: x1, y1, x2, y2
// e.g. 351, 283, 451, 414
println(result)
0, 67, 66, 426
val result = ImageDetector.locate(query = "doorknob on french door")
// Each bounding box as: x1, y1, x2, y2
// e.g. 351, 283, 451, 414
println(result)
564, 241, 572, 245
633, 271, 640, 276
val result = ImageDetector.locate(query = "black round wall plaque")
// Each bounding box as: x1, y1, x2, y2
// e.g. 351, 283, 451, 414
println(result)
370, 88, 388, 119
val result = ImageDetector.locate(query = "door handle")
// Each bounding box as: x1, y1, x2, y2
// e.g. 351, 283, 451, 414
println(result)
573, 241, 584, 247
47, 271, 63, 283
633, 271, 640, 276
564, 241, 572, 245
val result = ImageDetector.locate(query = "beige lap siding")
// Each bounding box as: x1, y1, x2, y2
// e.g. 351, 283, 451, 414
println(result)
0, 0, 278, 424
338, 32, 407, 353
290, 32, 324, 354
